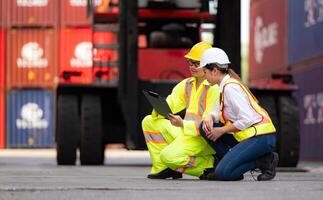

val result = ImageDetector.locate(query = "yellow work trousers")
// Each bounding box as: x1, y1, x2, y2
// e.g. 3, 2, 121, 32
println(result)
142, 115, 215, 177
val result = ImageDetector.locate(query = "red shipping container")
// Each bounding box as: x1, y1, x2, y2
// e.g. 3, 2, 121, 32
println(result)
61, 0, 116, 27
0, 89, 4, 148
249, 0, 288, 81
5, 0, 58, 27
0, 0, 7, 27
0, 29, 5, 88
59, 28, 93, 84
7, 28, 58, 89
93, 29, 118, 63
138, 49, 191, 81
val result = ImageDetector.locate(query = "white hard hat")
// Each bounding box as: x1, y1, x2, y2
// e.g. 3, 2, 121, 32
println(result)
198, 47, 231, 69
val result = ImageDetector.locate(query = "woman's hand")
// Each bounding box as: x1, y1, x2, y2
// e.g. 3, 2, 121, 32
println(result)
168, 113, 183, 127
202, 115, 214, 135
206, 127, 225, 141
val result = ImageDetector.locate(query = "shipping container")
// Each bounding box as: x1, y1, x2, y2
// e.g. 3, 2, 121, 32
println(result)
59, 28, 93, 84
0, 29, 5, 89
249, 0, 288, 81
3, 0, 58, 27
293, 65, 323, 160
6, 89, 55, 148
288, 0, 323, 66
138, 49, 191, 80
60, 0, 117, 27
7, 28, 58, 89
0, 0, 6, 28
0, 89, 5, 148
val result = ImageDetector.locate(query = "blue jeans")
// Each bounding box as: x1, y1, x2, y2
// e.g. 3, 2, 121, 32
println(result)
200, 123, 276, 181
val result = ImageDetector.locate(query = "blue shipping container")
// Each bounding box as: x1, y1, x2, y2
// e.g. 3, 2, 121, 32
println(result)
7, 89, 55, 148
288, 0, 323, 66
293, 65, 323, 160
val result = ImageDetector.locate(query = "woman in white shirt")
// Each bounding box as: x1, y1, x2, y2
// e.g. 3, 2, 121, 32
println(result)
198, 48, 279, 181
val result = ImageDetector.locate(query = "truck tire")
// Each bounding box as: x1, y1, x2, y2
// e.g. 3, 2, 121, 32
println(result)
80, 95, 104, 165
56, 94, 80, 165
258, 95, 300, 167
277, 96, 300, 167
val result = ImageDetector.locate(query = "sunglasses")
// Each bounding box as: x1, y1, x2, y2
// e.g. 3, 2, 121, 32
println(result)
187, 60, 200, 67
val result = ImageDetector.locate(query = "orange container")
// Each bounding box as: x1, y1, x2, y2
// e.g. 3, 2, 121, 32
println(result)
0, 29, 5, 89
60, 0, 119, 27
4, 0, 58, 27
7, 28, 58, 89
59, 28, 93, 84
0, 89, 5, 148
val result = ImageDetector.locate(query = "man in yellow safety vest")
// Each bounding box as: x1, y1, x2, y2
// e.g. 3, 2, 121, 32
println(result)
142, 41, 220, 179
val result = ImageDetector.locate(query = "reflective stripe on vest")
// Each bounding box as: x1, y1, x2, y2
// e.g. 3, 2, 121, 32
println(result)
184, 80, 209, 120
220, 78, 276, 142
143, 131, 167, 144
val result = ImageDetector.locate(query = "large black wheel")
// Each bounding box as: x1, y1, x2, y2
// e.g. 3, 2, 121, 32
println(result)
80, 95, 104, 165
258, 95, 300, 167
56, 94, 80, 165
277, 96, 300, 167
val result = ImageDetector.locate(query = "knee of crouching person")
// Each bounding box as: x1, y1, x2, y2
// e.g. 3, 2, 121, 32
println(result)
160, 147, 174, 166
142, 115, 152, 127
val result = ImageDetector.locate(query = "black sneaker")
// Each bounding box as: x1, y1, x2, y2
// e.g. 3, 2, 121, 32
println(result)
199, 168, 214, 180
256, 152, 279, 181
147, 168, 183, 179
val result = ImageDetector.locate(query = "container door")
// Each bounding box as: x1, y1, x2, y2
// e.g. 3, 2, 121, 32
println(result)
7, 28, 57, 89
7, 89, 55, 148
59, 28, 93, 84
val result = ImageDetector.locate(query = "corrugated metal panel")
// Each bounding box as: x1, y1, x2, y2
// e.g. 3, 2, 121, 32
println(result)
249, 0, 288, 81
0, 0, 6, 28
59, 28, 93, 84
0, 29, 5, 89
288, 0, 323, 66
0, 89, 5, 148
6, 89, 55, 148
60, 0, 108, 27
293, 65, 323, 160
138, 49, 190, 81
7, 28, 58, 89
5, 0, 58, 27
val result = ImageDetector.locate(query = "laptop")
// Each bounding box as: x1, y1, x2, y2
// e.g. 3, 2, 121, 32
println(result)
142, 90, 172, 118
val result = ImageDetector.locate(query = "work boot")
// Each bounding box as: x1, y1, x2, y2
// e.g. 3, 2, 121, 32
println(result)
206, 172, 243, 181
199, 155, 219, 180
256, 152, 279, 181
147, 168, 182, 179
199, 168, 214, 180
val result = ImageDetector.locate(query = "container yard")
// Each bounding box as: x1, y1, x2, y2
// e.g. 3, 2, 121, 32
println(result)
1, 0, 323, 199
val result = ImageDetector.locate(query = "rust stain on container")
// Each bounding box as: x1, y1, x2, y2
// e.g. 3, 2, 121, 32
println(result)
7, 28, 58, 89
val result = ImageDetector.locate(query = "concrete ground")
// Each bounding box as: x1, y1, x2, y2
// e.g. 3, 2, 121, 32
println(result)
0, 149, 323, 200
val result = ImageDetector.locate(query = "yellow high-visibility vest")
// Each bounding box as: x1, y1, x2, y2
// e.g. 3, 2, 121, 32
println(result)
220, 78, 276, 142
162, 77, 219, 136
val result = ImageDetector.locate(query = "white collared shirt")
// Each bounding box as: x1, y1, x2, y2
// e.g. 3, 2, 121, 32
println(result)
210, 75, 262, 130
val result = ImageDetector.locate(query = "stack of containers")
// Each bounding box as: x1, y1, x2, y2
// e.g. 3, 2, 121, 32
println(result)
4, 0, 58, 148
0, 0, 6, 148
59, 0, 119, 84
288, 0, 323, 160
59, 0, 96, 84
249, 0, 323, 160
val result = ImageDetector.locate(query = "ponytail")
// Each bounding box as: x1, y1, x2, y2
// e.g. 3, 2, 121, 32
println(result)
227, 68, 259, 104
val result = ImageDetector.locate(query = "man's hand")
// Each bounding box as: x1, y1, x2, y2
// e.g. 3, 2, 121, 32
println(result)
206, 127, 225, 141
168, 113, 183, 127
202, 115, 214, 135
